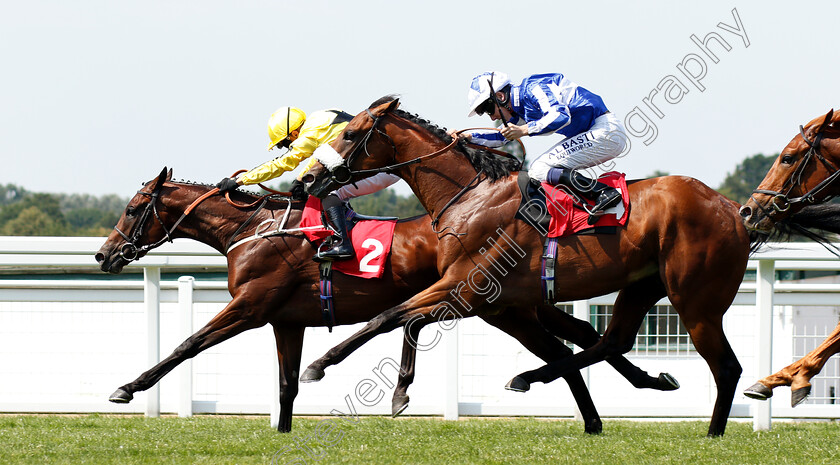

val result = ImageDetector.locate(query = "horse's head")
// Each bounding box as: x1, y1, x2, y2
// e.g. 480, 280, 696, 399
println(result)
741, 109, 840, 234
95, 167, 175, 274
304, 97, 402, 198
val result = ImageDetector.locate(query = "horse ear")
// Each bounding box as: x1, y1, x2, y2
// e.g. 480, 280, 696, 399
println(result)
150, 166, 168, 191
166, 168, 173, 181
372, 97, 400, 117
820, 109, 835, 131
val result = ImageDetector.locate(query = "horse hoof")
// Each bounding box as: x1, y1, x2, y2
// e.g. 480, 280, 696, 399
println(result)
584, 419, 603, 435
299, 367, 325, 383
109, 388, 133, 404
791, 386, 811, 407
392, 395, 409, 417
505, 376, 530, 392
658, 373, 680, 391
743, 382, 773, 401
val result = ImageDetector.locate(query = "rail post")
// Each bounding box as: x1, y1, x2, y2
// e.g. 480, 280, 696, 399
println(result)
572, 299, 591, 421
178, 276, 195, 418
754, 259, 775, 431
144, 266, 161, 417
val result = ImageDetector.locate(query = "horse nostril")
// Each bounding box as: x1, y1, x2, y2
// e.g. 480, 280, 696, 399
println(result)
95, 252, 105, 264
739, 205, 752, 219
301, 173, 314, 184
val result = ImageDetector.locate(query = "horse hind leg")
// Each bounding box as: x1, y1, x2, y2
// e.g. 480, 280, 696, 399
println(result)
508, 277, 663, 392
535, 303, 679, 391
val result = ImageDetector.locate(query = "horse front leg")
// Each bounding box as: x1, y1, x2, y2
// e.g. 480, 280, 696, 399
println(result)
481, 309, 602, 434
109, 296, 266, 404
299, 283, 455, 383
272, 325, 305, 433
745, 320, 840, 407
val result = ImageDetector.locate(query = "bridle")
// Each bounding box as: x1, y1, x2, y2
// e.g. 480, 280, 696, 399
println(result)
750, 110, 840, 219
114, 181, 179, 262
327, 109, 458, 185
114, 179, 288, 262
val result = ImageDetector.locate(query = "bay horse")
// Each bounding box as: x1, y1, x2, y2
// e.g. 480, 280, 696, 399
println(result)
95, 167, 677, 434
303, 96, 753, 437
740, 110, 840, 407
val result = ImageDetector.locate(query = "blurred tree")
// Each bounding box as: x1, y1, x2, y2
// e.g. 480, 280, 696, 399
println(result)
0, 193, 68, 232
716, 153, 777, 203
0, 184, 27, 206
1, 206, 66, 236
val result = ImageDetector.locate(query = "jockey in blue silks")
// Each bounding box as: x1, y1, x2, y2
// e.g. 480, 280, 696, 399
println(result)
459, 71, 628, 223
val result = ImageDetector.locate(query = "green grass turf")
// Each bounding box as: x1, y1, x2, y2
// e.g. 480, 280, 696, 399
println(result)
1, 415, 839, 464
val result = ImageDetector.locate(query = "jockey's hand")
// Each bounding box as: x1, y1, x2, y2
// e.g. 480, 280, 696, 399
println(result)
448, 129, 471, 142
290, 179, 308, 201
216, 177, 239, 193
500, 124, 528, 140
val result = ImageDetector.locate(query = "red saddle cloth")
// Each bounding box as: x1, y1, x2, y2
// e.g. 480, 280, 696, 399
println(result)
300, 197, 397, 279
542, 171, 630, 238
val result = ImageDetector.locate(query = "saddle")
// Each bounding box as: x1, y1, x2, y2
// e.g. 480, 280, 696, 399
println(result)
515, 171, 625, 237
515, 171, 630, 303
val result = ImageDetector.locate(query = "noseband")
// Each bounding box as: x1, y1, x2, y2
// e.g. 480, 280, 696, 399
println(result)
113, 183, 172, 261
750, 111, 840, 220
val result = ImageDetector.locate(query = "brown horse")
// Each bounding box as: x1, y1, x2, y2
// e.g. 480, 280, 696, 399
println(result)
95, 168, 676, 434
741, 110, 840, 407
303, 97, 753, 436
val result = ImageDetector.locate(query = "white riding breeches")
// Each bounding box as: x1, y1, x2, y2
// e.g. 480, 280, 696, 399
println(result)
528, 112, 628, 182
333, 172, 402, 201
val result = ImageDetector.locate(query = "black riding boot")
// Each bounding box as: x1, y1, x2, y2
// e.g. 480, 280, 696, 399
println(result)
552, 169, 622, 225
315, 203, 355, 261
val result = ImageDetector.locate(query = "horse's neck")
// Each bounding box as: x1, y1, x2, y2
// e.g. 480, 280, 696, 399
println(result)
172, 189, 267, 255
401, 149, 489, 220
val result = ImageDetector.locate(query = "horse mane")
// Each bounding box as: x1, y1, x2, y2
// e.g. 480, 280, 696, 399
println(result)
143, 178, 298, 209
369, 96, 520, 181
750, 203, 840, 257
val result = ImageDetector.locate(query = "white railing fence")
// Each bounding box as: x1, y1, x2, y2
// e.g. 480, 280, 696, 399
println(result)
1, 237, 839, 432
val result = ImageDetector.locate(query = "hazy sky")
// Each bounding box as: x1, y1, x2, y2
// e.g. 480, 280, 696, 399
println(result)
2, 1, 838, 199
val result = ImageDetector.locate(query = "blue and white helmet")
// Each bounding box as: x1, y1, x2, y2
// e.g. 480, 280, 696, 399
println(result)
467, 71, 511, 117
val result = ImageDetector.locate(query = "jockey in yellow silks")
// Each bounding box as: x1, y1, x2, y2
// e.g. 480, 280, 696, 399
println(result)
217, 106, 400, 261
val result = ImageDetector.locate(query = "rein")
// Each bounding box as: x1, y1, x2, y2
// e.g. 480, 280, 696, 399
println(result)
751, 110, 840, 218
327, 109, 525, 236
329, 109, 460, 183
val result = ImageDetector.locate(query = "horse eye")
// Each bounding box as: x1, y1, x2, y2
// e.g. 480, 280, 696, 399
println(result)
781, 154, 795, 165
126, 206, 137, 217
343, 131, 356, 141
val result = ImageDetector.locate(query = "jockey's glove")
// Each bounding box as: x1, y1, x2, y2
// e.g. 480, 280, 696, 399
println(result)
216, 177, 239, 193
290, 179, 308, 201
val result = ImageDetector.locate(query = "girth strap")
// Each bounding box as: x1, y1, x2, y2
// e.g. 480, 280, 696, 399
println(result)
319, 261, 336, 331
541, 237, 559, 303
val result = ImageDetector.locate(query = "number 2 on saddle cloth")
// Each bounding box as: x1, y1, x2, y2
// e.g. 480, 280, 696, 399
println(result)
300, 197, 398, 330
300, 197, 397, 278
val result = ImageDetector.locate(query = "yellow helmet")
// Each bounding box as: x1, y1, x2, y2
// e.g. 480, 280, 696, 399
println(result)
267, 106, 306, 150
